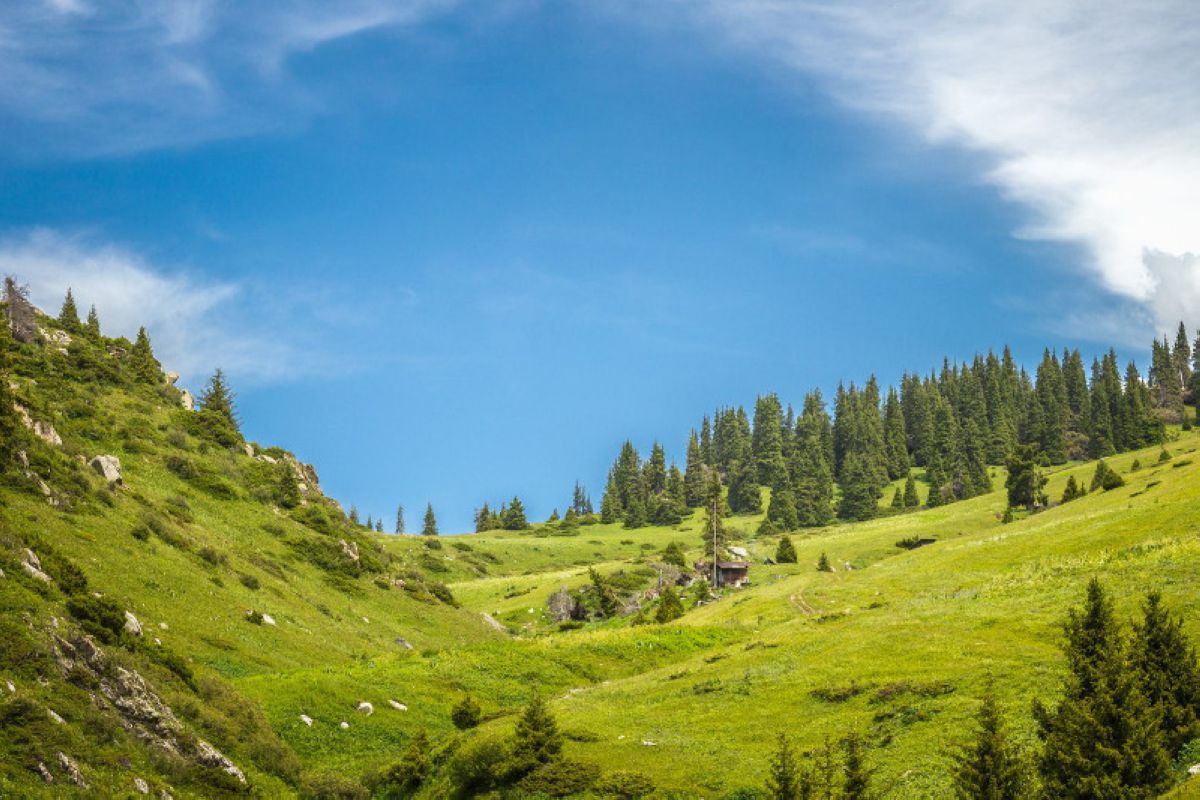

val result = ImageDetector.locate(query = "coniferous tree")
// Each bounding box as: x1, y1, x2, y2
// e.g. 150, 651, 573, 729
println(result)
422, 503, 438, 536
600, 470, 623, 523
951, 688, 1027, 800
1173, 323, 1191, 396
451, 695, 482, 730
838, 451, 879, 521
474, 503, 494, 532
58, 287, 81, 332
645, 442, 667, 495
903, 473, 920, 508
376, 519, 383, 532
763, 478, 799, 533
502, 496, 529, 530
655, 585, 684, 623
383, 727, 432, 795
130, 327, 162, 383
84, 305, 101, 339
511, 692, 562, 769
841, 732, 870, 800
816, 552, 831, 572
883, 388, 910, 480
365, 514, 373, 530
1004, 444, 1046, 511
589, 568, 621, 618
684, 431, 706, 507
727, 458, 762, 514
766, 734, 801, 800
1060, 475, 1085, 504
700, 471, 727, 561
775, 535, 797, 564
200, 368, 238, 428
753, 393, 787, 485
395, 505, 405, 534
349, 505, 360, 525
623, 494, 647, 529
666, 463, 686, 507
1034, 579, 1171, 799
1130, 591, 1200, 755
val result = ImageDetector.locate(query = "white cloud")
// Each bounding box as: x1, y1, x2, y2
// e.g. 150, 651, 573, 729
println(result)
0, 1, 463, 154
629, 0, 1200, 335
0, 229, 334, 387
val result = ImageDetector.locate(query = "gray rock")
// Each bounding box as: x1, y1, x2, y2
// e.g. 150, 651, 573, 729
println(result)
134, 777, 150, 794
194, 740, 246, 784
89, 455, 123, 485
179, 390, 195, 411
21, 549, 52, 583
339, 539, 360, 563
165, 372, 180, 385
15, 404, 62, 447
56, 752, 87, 788
124, 611, 144, 637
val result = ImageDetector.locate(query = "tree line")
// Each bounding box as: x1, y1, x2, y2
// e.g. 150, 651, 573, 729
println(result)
597, 328, 1197, 531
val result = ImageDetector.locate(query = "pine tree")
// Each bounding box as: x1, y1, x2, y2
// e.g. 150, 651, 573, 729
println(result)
58, 287, 81, 332
655, 585, 684, 623
365, 514, 373, 530
1130, 591, 1200, 755
684, 431, 706, 507
200, 368, 238, 428
349, 505, 360, 525
645, 442, 667, 495
451, 695, 482, 730
382, 727, 431, 794
511, 692, 562, 768
85, 305, 101, 339
837, 451, 878, 521
763, 480, 799, 532
951, 688, 1027, 800
502, 496, 529, 529
701, 471, 727, 561
883, 388, 910, 480
589, 568, 621, 618
841, 731, 870, 800
376, 519, 383, 532
623, 493, 647, 529
1174, 323, 1192, 396
753, 393, 787, 485
395, 505, 405, 534
130, 327, 162, 383
1004, 444, 1045, 511
600, 470, 623, 523
1060, 475, 1085, 504
775, 535, 797, 564
816, 552, 831, 572
766, 733, 801, 800
1035, 579, 1172, 799
422, 503, 438, 536
903, 474, 920, 508
727, 458, 762, 514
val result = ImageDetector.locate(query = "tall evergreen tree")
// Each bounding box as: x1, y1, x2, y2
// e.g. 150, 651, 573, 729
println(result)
753, 393, 787, 485
1035, 579, 1171, 799
199, 368, 239, 430
766, 734, 801, 800
903, 473, 919, 508
1173, 323, 1191, 394
1130, 591, 1200, 755
422, 503, 438, 536
951, 687, 1027, 800
763, 477, 799, 533
775, 535, 798, 564
475, 502, 495, 532
841, 732, 870, 800
700, 471, 727, 561
395, 505, 405, 534
58, 287, 81, 332
726, 458, 762, 514
511, 692, 562, 768
1004, 444, 1045, 511
600, 470, 623, 524
501, 496, 529, 529
1034, 349, 1069, 464
129, 327, 162, 384
684, 431, 706, 507
883, 388, 910, 480
85, 305, 101, 339
645, 442, 667, 495
838, 451, 879, 521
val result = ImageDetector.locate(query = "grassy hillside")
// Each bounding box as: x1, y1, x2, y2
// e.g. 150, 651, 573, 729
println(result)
4, 307, 1200, 798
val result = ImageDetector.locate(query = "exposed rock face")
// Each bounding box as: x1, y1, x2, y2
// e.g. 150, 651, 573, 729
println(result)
179, 390, 195, 411
339, 539, 360, 563
547, 588, 574, 622
165, 372, 180, 385
56, 752, 87, 788
134, 777, 150, 794
15, 404, 62, 447
480, 612, 507, 633
243, 442, 255, 458
52, 634, 246, 785
39, 327, 72, 355
21, 549, 52, 583
282, 453, 321, 496
89, 455, 123, 485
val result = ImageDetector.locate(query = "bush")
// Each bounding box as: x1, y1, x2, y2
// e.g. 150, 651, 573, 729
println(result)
199, 546, 228, 567
515, 759, 600, 797
300, 772, 368, 800
451, 694, 482, 730
238, 573, 261, 591
594, 770, 656, 799
246, 611, 264, 625
447, 733, 511, 795
423, 538, 443, 550
66, 594, 126, 644
165, 455, 197, 479
36, 545, 89, 596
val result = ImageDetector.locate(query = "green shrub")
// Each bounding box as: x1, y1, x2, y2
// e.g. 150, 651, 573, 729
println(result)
165, 455, 197, 479
238, 573, 261, 591
246, 611, 264, 625
515, 758, 600, 797
299, 772, 368, 800
447, 733, 510, 795
35, 545, 89, 596
594, 770, 656, 799
66, 594, 126, 644
423, 538, 443, 550
451, 694, 482, 730
199, 546, 228, 567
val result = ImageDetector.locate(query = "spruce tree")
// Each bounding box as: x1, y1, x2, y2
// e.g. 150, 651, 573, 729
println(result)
837, 451, 878, 521
365, 514, 373, 530
502, 496, 529, 529
1035, 579, 1171, 799
58, 287, 81, 331
766, 733, 800, 800
883, 388, 910, 480
1004, 444, 1045, 511
903, 474, 920, 508
816, 552, 831, 572
951, 688, 1027, 800
655, 585, 684, 623
383, 727, 431, 794
763, 480, 799, 533
600, 471, 623, 523
511, 692, 562, 769
395, 505, 405, 534
422, 503, 438, 536
200, 368, 239, 429
727, 458, 762, 514
130, 327, 162, 383
589, 568, 621, 618
700, 471, 727, 560
451, 695, 482, 730
349, 505, 360, 525
645, 442, 667, 495
1130, 591, 1200, 755
841, 731, 870, 800
775, 535, 797, 564
376, 519, 383, 532
1174, 323, 1192, 395
753, 393, 787, 485
684, 431, 706, 507
1060, 475, 1085, 504
85, 305, 101, 339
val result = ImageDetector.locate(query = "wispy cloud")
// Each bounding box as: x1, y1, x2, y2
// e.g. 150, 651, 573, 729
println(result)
0, 228, 359, 387
623, 1, 1200, 336
0, 0, 463, 155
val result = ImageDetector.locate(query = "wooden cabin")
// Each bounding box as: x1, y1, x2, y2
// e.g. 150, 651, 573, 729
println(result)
716, 561, 750, 588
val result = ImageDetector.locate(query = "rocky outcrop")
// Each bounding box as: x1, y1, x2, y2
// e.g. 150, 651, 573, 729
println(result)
21, 549, 52, 583
52, 634, 246, 785
56, 752, 87, 788
89, 455, 123, 485
179, 390, 195, 411
15, 404, 62, 447
124, 611, 144, 637
39, 327, 71, 355
339, 539, 359, 563
282, 453, 321, 496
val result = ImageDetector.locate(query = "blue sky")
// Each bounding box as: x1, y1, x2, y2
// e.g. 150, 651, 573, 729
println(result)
2, 2, 1197, 531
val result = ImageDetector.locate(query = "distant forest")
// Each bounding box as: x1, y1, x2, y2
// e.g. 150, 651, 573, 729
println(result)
592, 324, 1196, 530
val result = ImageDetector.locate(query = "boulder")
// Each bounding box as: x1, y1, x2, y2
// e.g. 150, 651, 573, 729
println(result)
339, 539, 360, 563
48, 709, 65, 724
36, 762, 54, 785
15, 405, 62, 447
179, 390, 195, 411
1190, 763, 1200, 776
56, 752, 87, 788
165, 372, 180, 385
261, 614, 276, 626
357, 701, 374, 716
388, 700, 408, 712
89, 455, 123, 485
21, 549, 52, 583
339, 721, 350, 730
134, 777, 150, 794
195, 739, 246, 784
243, 442, 255, 458
300, 714, 313, 727
124, 612, 143, 637
394, 637, 413, 650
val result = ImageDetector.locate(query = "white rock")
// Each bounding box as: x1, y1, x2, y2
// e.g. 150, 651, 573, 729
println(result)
728, 546, 749, 558
179, 390, 195, 411
243, 442, 255, 458
15, 405, 62, 447
134, 777, 150, 794
56, 752, 87, 788
388, 700, 408, 712
165, 372, 180, 385
362, 616, 370, 624
88, 455, 123, 485
6, 680, 15, 693
339, 539, 360, 562
1189, 763, 1200, 776
261, 614, 276, 626
357, 701, 374, 716
257, 454, 278, 464
153, 638, 161, 646
641, 740, 657, 747
158, 622, 169, 630
48, 709, 64, 724
21, 549, 51, 583
124, 611, 143, 637
160, 791, 174, 800
339, 721, 350, 730
300, 714, 313, 727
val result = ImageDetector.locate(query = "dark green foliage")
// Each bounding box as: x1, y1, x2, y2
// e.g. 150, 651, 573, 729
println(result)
817, 552, 831, 572
395, 504, 405, 534
58, 287, 81, 332
1130, 592, 1200, 755
593, 769, 656, 799
1060, 475, 1085, 504
66, 594, 127, 644
775, 535, 797, 564
841, 731, 870, 800
655, 585, 684, 623
684, 431, 706, 507
85, 305, 101, 339
197, 368, 240, 443
838, 451, 879, 521
1005, 444, 1046, 511
589, 568, 621, 619
727, 458, 762, 514
300, 772, 368, 799
1090, 460, 1125, 492
700, 471, 727, 559
376, 728, 431, 797
501, 496, 529, 529
130, 326, 161, 384
516, 759, 600, 797
951, 689, 1027, 800
422, 502, 438, 536
451, 694, 482, 730
660, 541, 687, 568
766, 734, 801, 800
1035, 579, 1172, 799
903, 473, 920, 507
511, 692, 563, 773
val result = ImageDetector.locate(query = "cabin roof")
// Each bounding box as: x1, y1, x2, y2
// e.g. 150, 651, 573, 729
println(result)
716, 561, 750, 569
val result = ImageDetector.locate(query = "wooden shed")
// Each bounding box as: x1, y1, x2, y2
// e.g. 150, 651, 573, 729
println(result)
716, 560, 750, 588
